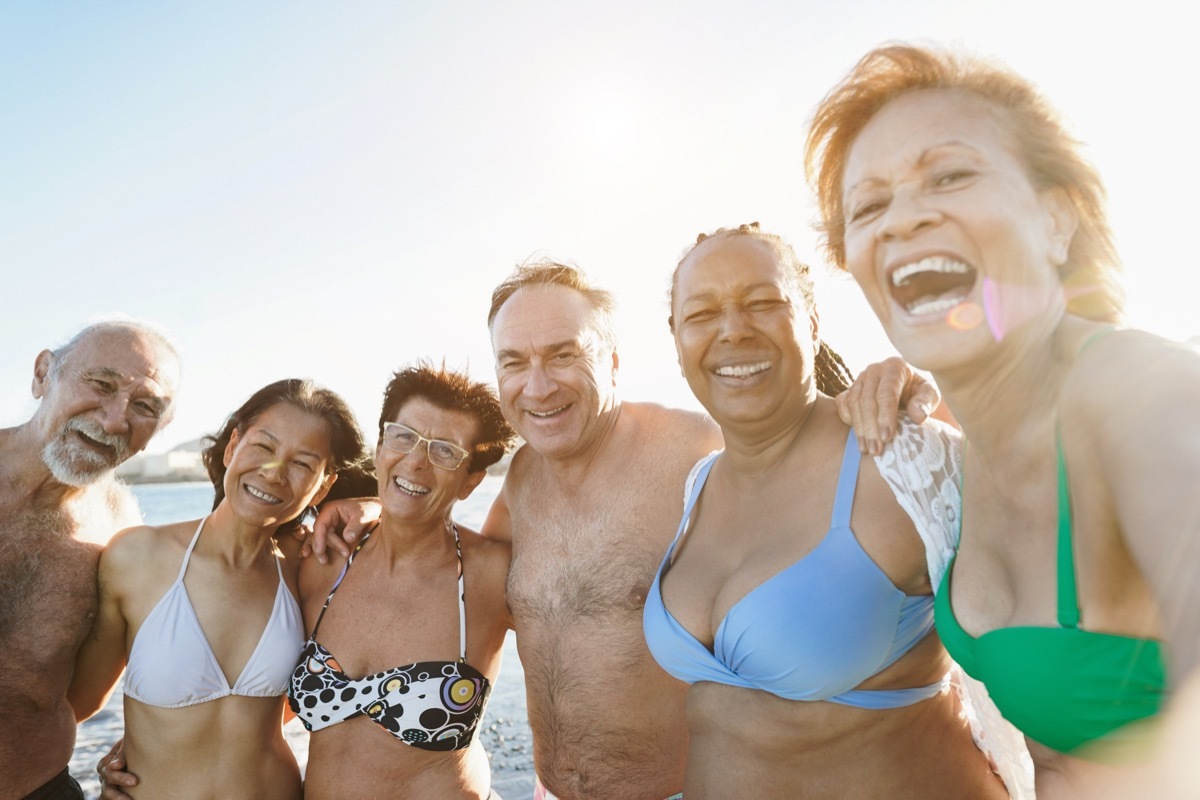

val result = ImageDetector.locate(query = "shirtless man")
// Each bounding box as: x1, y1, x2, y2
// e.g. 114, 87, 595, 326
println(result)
483, 262, 721, 799
0, 320, 179, 800
277, 262, 926, 800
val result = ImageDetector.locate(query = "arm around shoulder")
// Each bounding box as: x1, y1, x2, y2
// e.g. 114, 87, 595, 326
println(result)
68, 526, 155, 720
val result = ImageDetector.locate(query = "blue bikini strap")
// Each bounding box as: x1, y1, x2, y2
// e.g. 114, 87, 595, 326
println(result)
830, 430, 861, 529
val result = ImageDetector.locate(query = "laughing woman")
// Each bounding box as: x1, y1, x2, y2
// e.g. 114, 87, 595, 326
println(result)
642, 223, 1017, 798
289, 364, 516, 799
69, 379, 367, 800
806, 43, 1200, 796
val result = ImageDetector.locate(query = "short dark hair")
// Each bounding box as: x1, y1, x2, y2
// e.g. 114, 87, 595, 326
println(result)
202, 379, 368, 508
378, 363, 516, 473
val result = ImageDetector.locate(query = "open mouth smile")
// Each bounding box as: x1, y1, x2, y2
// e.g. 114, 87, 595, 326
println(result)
527, 405, 569, 419
889, 256, 977, 315
393, 476, 430, 497
245, 485, 282, 504
714, 361, 771, 378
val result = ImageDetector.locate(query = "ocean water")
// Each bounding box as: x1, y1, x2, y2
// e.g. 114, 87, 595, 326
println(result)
71, 477, 535, 799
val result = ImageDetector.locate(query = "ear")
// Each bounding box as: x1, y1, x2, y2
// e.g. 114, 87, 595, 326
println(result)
610, 349, 619, 385
224, 428, 241, 469
32, 350, 54, 399
310, 472, 338, 507
1042, 186, 1079, 267
458, 468, 488, 500
667, 314, 675, 334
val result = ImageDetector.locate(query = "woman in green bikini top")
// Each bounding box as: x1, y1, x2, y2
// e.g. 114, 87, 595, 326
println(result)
804, 42, 1200, 797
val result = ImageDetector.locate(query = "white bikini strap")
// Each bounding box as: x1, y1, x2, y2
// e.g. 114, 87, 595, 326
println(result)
451, 523, 467, 661
176, 515, 208, 581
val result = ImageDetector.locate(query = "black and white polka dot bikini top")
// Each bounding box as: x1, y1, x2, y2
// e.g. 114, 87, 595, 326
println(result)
287, 523, 492, 751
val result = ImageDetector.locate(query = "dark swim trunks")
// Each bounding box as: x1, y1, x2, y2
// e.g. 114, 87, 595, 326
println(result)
20, 768, 84, 800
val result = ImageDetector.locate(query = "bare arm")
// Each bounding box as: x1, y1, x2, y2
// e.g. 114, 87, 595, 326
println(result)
1097, 336, 1200, 682
68, 533, 138, 721
481, 485, 512, 543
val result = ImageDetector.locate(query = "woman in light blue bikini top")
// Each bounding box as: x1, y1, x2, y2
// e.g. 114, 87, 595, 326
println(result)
641, 224, 1011, 799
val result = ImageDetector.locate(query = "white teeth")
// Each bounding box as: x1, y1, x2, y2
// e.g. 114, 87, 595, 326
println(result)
715, 362, 770, 378
528, 406, 567, 418
245, 485, 281, 504
907, 295, 966, 315
393, 476, 429, 496
891, 257, 971, 286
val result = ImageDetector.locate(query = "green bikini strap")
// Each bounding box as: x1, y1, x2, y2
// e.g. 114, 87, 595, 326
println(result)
1055, 423, 1081, 629
1056, 325, 1115, 629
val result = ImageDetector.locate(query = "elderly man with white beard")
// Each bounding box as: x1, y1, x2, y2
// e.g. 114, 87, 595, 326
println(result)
0, 319, 179, 800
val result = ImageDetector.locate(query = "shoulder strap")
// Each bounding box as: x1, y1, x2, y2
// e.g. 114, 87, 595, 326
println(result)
1055, 425, 1081, 628
451, 523, 467, 662
1079, 325, 1117, 355
176, 516, 208, 581
666, 453, 719, 564
830, 430, 861, 529
310, 523, 378, 638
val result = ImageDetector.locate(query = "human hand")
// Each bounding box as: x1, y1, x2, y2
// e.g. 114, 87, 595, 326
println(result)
97, 738, 137, 800
304, 498, 382, 564
835, 357, 940, 455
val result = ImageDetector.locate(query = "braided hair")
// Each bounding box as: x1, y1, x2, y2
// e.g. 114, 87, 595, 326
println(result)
670, 222, 854, 396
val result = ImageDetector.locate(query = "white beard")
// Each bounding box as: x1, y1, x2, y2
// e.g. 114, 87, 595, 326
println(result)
41, 417, 129, 487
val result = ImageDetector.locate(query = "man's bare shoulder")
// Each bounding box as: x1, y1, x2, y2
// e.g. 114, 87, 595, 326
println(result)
621, 401, 716, 436
619, 401, 722, 460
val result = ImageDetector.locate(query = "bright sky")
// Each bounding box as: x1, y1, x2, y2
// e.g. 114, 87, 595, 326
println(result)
2, 1, 1196, 453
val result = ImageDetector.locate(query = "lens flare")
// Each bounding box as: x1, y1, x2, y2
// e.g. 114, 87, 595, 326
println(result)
947, 302, 985, 331
982, 277, 1005, 342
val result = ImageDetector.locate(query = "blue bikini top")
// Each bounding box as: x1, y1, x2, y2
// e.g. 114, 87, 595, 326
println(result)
643, 430, 945, 709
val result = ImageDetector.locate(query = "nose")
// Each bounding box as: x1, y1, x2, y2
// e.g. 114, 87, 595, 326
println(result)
403, 441, 434, 469
260, 459, 286, 483
717, 304, 754, 343
98, 396, 133, 436
878, 185, 941, 242
523, 362, 558, 400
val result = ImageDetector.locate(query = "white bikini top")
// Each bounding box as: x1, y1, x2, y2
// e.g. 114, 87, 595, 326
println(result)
124, 516, 305, 708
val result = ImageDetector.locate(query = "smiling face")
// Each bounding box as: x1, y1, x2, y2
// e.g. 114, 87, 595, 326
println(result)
671, 235, 818, 426
491, 284, 618, 461
34, 327, 179, 486
841, 89, 1077, 369
222, 403, 335, 529
375, 396, 486, 525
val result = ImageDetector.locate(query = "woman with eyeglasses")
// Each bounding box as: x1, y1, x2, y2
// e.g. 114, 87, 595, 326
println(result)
288, 363, 516, 800
95, 366, 516, 800
70, 378, 368, 800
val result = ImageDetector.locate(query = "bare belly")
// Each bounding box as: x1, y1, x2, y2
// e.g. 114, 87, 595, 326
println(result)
518, 617, 688, 800
123, 696, 300, 800
303, 715, 491, 800
684, 682, 1007, 799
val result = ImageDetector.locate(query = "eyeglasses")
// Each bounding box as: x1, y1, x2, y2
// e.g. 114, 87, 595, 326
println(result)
380, 422, 472, 470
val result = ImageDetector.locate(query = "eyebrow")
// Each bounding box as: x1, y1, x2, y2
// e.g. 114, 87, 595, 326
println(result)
679, 282, 783, 302
80, 368, 170, 412
496, 339, 581, 361
256, 428, 323, 461
845, 140, 982, 194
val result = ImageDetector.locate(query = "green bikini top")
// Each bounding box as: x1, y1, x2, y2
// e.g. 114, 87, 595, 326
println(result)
934, 430, 1166, 756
